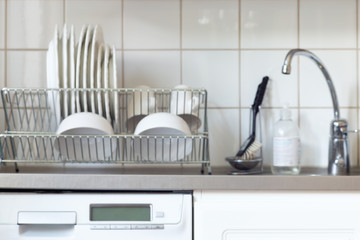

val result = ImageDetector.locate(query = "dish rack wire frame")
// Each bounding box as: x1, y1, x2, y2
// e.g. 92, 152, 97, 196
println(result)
0, 88, 211, 174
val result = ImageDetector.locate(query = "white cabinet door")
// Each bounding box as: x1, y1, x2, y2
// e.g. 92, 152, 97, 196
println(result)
194, 190, 360, 240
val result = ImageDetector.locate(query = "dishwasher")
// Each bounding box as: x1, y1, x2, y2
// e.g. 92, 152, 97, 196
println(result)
0, 191, 192, 240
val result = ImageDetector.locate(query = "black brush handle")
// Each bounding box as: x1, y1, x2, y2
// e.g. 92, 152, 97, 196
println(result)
252, 76, 269, 115
250, 76, 269, 135
236, 76, 269, 157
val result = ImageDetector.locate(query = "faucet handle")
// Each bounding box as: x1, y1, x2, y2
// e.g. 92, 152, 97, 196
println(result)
330, 119, 348, 139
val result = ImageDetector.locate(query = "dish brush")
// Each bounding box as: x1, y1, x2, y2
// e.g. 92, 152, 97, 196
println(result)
236, 76, 269, 159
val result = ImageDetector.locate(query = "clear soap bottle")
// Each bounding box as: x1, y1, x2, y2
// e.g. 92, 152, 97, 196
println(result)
271, 107, 301, 175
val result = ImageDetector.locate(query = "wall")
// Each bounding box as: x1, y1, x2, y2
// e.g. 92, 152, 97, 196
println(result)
0, 0, 359, 168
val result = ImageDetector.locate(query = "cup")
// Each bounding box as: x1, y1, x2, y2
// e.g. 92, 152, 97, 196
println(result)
170, 85, 201, 131
126, 85, 156, 132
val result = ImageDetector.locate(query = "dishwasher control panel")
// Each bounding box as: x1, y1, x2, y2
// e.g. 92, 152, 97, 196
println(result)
0, 192, 192, 240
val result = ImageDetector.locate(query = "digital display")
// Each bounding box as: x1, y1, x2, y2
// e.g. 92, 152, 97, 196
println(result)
90, 204, 151, 221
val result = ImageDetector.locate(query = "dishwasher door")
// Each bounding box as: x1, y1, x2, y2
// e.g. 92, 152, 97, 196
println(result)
0, 192, 192, 240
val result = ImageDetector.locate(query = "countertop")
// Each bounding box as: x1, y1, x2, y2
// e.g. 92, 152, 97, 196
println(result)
1, 164, 360, 191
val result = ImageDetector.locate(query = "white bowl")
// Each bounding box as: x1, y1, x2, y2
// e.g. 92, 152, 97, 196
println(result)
55, 112, 116, 161
134, 113, 192, 161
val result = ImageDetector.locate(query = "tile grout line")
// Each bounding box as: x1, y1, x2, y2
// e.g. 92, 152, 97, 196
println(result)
63, 0, 66, 25
297, 0, 301, 128
356, 0, 359, 166
4, 0, 7, 88
121, 0, 125, 88
4, 48, 360, 51
238, 0, 242, 144
179, 0, 183, 85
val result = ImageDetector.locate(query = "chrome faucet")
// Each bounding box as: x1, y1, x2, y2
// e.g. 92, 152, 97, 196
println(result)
282, 49, 349, 175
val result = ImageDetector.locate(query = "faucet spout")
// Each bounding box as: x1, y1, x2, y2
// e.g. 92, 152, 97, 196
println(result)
282, 49, 349, 175
282, 49, 340, 120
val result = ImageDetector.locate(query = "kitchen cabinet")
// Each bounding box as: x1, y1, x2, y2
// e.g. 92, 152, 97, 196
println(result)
193, 190, 360, 240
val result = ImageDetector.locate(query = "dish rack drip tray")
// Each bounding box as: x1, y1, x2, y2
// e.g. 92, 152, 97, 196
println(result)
0, 88, 211, 174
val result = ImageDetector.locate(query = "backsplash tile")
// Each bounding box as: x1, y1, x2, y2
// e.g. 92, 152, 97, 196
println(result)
240, 50, 298, 108
124, 51, 180, 88
300, 108, 358, 167
182, 0, 239, 49
241, 0, 298, 49
123, 0, 180, 49
0, 51, 4, 88
182, 50, 239, 107
300, 50, 357, 108
65, 0, 123, 48
300, 0, 357, 49
1, 0, 360, 169
208, 108, 239, 167
7, 51, 46, 88
0, 0, 4, 49
7, 0, 63, 49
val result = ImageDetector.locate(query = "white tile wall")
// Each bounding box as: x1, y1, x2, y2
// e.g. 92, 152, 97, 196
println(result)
123, 0, 180, 49
7, 51, 47, 88
1, 0, 360, 169
0, 0, 4, 49
300, 50, 357, 108
182, 50, 239, 107
300, 108, 358, 167
124, 51, 180, 88
7, 0, 63, 49
240, 50, 298, 108
300, 0, 357, 48
241, 0, 298, 49
182, 0, 239, 49
66, 0, 123, 48
208, 108, 240, 167
0, 51, 4, 88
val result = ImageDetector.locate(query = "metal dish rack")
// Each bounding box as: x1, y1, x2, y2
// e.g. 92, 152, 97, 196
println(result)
0, 88, 211, 174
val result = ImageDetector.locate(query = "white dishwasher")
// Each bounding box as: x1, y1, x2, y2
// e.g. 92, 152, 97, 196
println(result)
0, 192, 192, 240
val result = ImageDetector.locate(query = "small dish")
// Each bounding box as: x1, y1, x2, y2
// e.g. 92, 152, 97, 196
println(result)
75, 24, 88, 113
55, 112, 116, 161
134, 113, 192, 162
225, 156, 262, 171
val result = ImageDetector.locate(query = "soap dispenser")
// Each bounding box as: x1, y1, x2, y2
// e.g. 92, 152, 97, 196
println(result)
271, 106, 301, 175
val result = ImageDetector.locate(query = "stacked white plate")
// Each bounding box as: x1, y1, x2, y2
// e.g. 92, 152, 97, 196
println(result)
47, 24, 118, 127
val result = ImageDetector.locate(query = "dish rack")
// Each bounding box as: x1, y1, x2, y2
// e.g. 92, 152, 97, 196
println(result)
0, 88, 211, 174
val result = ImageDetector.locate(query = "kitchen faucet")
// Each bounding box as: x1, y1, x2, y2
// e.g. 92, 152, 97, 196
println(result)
282, 49, 349, 175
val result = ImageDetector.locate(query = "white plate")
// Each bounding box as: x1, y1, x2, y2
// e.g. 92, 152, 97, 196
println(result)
75, 25, 88, 113
69, 25, 76, 115
109, 45, 119, 132
46, 39, 61, 129
96, 43, 105, 118
82, 25, 94, 112
62, 24, 69, 118
103, 45, 111, 123
53, 26, 61, 125
89, 25, 104, 114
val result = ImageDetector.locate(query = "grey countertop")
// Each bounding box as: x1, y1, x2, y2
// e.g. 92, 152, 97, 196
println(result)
0, 165, 360, 191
